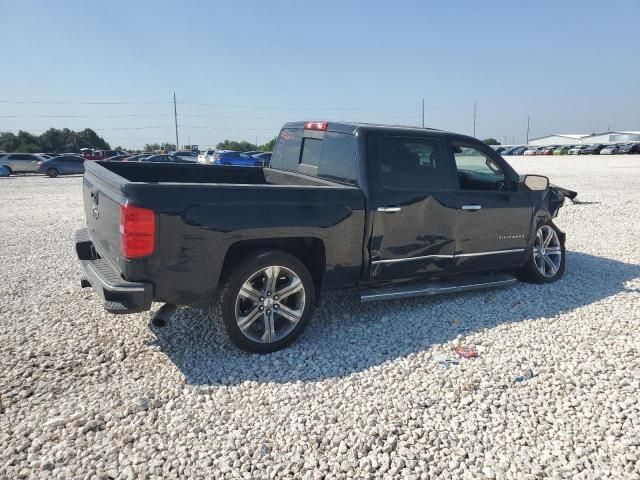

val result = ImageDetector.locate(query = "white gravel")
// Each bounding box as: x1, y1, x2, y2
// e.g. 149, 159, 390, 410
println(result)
1, 156, 639, 479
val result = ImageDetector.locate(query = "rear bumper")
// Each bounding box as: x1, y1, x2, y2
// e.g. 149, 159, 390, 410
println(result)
75, 228, 153, 314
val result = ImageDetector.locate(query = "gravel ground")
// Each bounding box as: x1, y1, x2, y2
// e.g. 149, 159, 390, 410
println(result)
1, 156, 639, 479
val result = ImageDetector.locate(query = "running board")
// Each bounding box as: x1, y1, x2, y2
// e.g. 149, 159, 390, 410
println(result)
359, 273, 517, 302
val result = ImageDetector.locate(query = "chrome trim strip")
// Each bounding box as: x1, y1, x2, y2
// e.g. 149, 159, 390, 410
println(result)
372, 248, 525, 265
372, 254, 454, 265
456, 248, 525, 257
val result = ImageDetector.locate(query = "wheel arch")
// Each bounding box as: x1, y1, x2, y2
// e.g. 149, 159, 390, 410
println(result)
220, 237, 326, 304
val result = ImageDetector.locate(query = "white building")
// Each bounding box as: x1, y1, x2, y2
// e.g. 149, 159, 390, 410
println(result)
583, 131, 640, 144
529, 131, 640, 146
528, 134, 590, 146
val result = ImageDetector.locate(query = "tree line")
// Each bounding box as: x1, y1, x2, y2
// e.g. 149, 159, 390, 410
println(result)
0, 129, 280, 154
0, 128, 111, 153
215, 138, 277, 152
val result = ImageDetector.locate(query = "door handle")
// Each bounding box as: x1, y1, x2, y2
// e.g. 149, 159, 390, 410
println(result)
461, 204, 482, 211
377, 206, 402, 213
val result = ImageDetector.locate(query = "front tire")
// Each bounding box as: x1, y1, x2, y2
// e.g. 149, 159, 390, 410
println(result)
519, 222, 565, 283
213, 250, 316, 353
46, 168, 59, 178
2, 166, 12, 175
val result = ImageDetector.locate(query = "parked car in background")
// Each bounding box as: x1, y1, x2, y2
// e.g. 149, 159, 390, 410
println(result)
172, 151, 199, 162
80, 149, 127, 161
252, 152, 272, 166
556, 146, 574, 155
0, 165, 10, 177
581, 144, 605, 155
134, 154, 193, 164
618, 143, 640, 154
197, 149, 215, 164
501, 146, 523, 156
105, 154, 130, 162
212, 151, 264, 167
523, 147, 541, 156
0, 152, 47, 174
37, 155, 85, 177
568, 145, 587, 155
539, 146, 556, 155
122, 154, 151, 162
600, 144, 622, 155
511, 147, 529, 155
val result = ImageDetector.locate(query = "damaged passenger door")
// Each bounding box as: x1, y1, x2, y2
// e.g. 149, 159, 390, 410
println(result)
368, 132, 458, 281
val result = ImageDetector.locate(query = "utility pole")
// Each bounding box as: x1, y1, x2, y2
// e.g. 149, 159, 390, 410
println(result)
173, 92, 179, 150
473, 102, 477, 137
421, 98, 425, 128
526, 115, 530, 144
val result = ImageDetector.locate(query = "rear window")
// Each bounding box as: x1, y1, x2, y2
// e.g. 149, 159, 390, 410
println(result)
300, 138, 322, 167
271, 128, 358, 185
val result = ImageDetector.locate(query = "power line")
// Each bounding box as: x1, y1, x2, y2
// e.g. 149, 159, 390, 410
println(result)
0, 100, 171, 105
0, 98, 420, 111
0, 114, 169, 118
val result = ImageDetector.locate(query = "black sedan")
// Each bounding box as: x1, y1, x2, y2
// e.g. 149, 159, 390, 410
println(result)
133, 154, 193, 164
618, 143, 640, 154
581, 144, 605, 155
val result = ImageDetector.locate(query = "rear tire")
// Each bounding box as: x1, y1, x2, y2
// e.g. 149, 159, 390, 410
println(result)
212, 250, 316, 353
47, 168, 59, 178
518, 221, 565, 283
2, 166, 12, 175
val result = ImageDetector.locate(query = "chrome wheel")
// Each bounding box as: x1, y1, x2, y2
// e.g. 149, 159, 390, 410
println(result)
234, 265, 306, 344
533, 225, 562, 278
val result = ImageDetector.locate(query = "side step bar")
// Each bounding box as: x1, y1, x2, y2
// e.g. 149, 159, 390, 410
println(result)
360, 273, 517, 302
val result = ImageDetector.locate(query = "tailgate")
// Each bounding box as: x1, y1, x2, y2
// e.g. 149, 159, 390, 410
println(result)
82, 166, 128, 266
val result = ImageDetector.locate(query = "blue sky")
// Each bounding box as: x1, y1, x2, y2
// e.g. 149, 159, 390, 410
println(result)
1, 0, 639, 149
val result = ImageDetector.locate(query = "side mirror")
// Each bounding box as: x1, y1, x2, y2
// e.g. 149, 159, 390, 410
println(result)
522, 174, 549, 191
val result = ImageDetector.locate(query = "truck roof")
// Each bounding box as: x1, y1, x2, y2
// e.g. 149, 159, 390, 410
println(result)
282, 121, 448, 136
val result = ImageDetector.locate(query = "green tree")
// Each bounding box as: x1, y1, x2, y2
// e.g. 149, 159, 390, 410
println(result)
215, 137, 277, 152
0, 128, 110, 153
260, 137, 277, 151
216, 139, 257, 151
483, 138, 501, 145
143, 142, 176, 152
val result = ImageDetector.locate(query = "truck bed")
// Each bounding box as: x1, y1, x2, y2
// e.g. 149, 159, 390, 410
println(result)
81, 161, 366, 309
95, 161, 342, 187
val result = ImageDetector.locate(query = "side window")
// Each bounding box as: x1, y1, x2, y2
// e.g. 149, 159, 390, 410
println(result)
317, 131, 358, 185
377, 136, 446, 190
300, 138, 322, 167
452, 144, 506, 191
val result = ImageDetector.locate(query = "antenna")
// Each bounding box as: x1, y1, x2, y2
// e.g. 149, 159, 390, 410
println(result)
526, 115, 530, 144
473, 102, 477, 137
422, 98, 424, 128
173, 92, 179, 150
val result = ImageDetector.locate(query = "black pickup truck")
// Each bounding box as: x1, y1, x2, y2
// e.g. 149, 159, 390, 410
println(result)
75, 121, 575, 352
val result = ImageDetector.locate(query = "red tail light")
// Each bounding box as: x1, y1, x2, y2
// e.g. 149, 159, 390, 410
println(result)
120, 204, 155, 258
304, 121, 328, 131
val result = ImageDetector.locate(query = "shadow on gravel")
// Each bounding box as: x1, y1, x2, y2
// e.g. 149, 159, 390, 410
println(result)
149, 251, 640, 385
